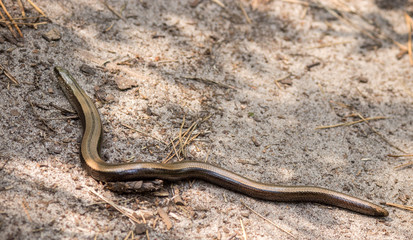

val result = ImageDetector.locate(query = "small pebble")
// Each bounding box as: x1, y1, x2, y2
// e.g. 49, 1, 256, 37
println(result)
80, 64, 95, 75
10, 109, 20, 116
240, 210, 250, 218
357, 76, 368, 83
42, 28, 61, 42
134, 223, 147, 235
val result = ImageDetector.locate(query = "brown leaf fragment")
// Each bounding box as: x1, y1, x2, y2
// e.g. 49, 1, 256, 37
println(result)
190, 0, 203, 8
173, 186, 185, 206
131, 210, 154, 220
279, 78, 293, 86
153, 190, 170, 197
157, 208, 172, 230
114, 76, 138, 90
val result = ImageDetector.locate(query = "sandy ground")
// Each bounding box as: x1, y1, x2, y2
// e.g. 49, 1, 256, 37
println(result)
0, 0, 412, 239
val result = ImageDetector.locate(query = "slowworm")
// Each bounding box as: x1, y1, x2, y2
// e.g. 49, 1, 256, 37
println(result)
54, 66, 388, 217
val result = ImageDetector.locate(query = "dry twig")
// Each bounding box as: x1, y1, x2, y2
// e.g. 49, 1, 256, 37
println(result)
274, 74, 292, 89
384, 202, 413, 212
0, 0, 47, 38
356, 113, 406, 153
162, 115, 211, 163
394, 161, 413, 169
182, 75, 237, 90
16, 0, 25, 17
388, 152, 413, 169
279, 0, 310, 6
307, 41, 352, 49
405, 13, 413, 65
238, 0, 252, 24
240, 201, 296, 238
0, 3, 17, 38
0, 0, 23, 38
212, 0, 226, 8
27, 0, 46, 16
0, 64, 19, 85
88, 187, 143, 224
388, 154, 413, 157
315, 116, 387, 129
138, 210, 150, 240
102, 0, 126, 21
0, 20, 47, 26
21, 200, 32, 222
240, 218, 247, 240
